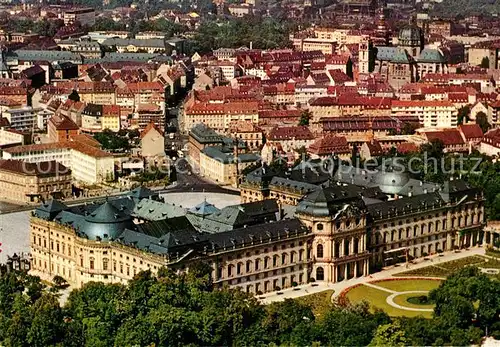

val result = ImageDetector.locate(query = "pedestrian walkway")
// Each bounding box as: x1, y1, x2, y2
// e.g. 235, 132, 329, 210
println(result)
259, 247, 486, 304
364, 282, 396, 294
386, 291, 433, 312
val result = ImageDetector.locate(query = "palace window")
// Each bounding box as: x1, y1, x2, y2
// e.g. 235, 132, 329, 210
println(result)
103, 258, 109, 271
316, 267, 324, 281
316, 244, 324, 258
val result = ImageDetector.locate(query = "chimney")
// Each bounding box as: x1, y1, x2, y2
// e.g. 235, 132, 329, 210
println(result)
250, 41, 253, 50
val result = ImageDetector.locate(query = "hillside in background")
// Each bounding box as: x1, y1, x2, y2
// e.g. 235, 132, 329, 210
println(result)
432, 0, 500, 17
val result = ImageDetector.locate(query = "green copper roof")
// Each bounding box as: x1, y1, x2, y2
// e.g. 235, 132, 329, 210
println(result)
418, 48, 445, 63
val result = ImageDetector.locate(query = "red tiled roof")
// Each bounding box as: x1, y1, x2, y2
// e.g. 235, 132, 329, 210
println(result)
424, 130, 465, 146
185, 101, 260, 115
308, 134, 349, 155
258, 109, 302, 119
48, 114, 79, 131
325, 54, 350, 65
364, 140, 384, 155
448, 92, 468, 103
397, 142, 419, 154
69, 134, 101, 148
141, 122, 164, 139
102, 104, 120, 116
311, 96, 392, 108
0, 116, 10, 127
483, 128, 500, 147
422, 73, 492, 82
268, 125, 314, 141
458, 124, 483, 139
328, 69, 352, 84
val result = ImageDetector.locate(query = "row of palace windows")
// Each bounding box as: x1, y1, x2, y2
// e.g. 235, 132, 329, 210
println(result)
33, 235, 73, 257
376, 214, 482, 244
80, 257, 158, 275
224, 250, 306, 277
316, 239, 360, 258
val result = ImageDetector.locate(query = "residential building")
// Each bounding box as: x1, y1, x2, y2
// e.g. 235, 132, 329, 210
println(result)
183, 101, 260, 133
308, 134, 350, 159
2, 141, 115, 184
47, 114, 80, 143
63, 8, 96, 26
480, 128, 500, 156
102, 105, 120, 132
141, 122, 165, 158
136, 104, 164, 130
199, 146, 259, 186
4, 107, 52, 131
391, 100, 458, 128
267, 126, 315, 152
228, 121, 263, 151
0, 159, 71, 204
188, 123, 225, 165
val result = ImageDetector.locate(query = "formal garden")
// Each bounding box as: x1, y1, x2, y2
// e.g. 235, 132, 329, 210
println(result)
341, 279, 441, 319
394, 255, 500, 278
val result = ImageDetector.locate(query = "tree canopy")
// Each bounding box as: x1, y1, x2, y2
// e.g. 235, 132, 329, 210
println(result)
0, 263, 499, 346
189, 17, 298, 54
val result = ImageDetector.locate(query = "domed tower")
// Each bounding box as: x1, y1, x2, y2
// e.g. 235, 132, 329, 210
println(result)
376, 6, 390, 45
398, 18, 424, 58
83, 201, 134, 241
296, 185, 370, 283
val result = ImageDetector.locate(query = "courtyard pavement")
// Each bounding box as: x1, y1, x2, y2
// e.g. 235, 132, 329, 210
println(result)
259, 247, 486, 304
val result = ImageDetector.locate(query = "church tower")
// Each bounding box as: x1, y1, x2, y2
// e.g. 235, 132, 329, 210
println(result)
358, 36, 371, 74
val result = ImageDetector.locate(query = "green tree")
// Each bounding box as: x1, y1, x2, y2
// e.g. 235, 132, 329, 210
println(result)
369, 321, 408, 347
92, 17, 126, 31
68, 89, 80, 102
421, 138, 444, 159
263, 299, 315, 344
298, 110, 312, 126
26, 294, 64, 347
476, 111, 490, 133
480, 56, 490, 69
457, 105, 471, 125
315, 305, 390, 346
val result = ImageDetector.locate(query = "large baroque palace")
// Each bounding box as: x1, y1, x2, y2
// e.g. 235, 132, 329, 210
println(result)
30, 165, 494, 293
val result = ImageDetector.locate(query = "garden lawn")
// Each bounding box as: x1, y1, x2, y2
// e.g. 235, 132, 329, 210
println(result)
295, 290, 334, 317
374, 279, 441, 292
345, 284, 433, 318
394, 256, 485, 277
392, 293, 435, 310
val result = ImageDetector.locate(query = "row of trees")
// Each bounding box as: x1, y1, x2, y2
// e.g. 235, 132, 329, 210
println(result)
0, 264, 498, 346
189, 17, 298, 54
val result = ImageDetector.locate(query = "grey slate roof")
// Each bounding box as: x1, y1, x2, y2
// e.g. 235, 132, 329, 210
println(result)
202, 146, 259, 164
206, 219, 309, 251
367, 192, 446, 221
9, 50, 83, 63
188, 199, 220, 216
270, 176, 318, 195
102, 38, 166, 49
296, 185, 366, 217
189, 123, 224, 144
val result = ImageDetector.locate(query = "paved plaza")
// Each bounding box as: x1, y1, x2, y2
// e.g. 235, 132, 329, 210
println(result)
259, 247, 487, 305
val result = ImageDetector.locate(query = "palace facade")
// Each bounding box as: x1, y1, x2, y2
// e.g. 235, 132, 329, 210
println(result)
30, 171, 492, 293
